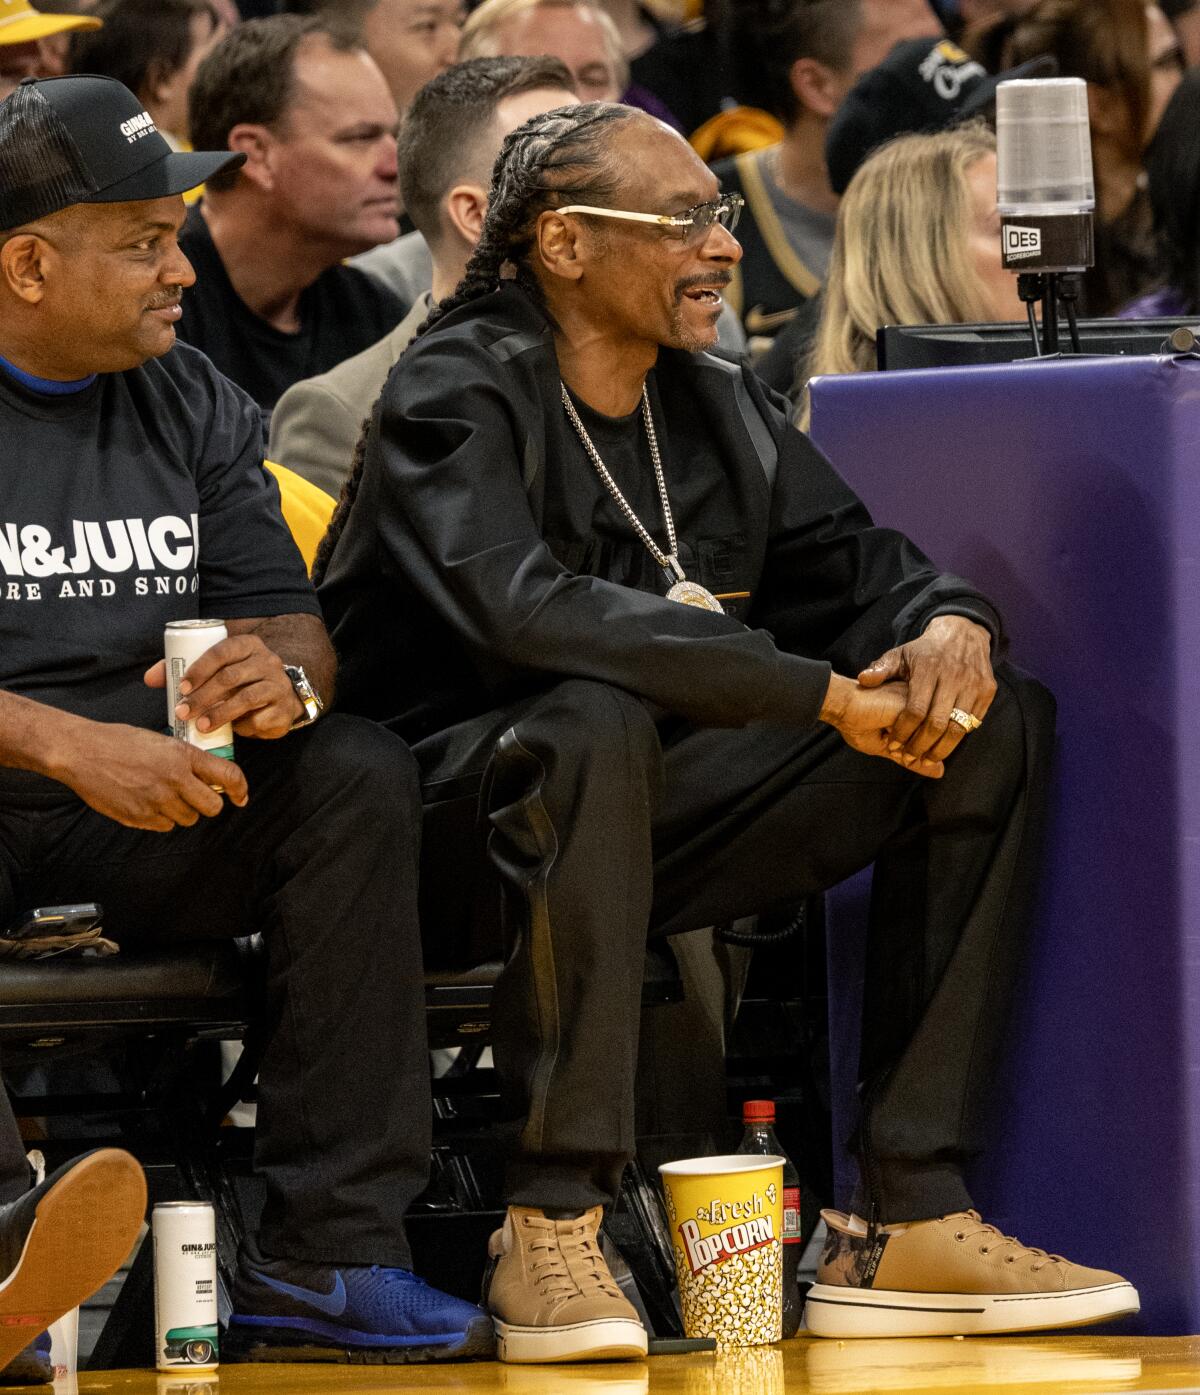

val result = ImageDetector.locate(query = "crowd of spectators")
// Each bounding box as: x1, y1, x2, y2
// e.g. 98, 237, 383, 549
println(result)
4, 0, 1188, 421
12, 0, 1189, 421
0, 0, 1188, 1378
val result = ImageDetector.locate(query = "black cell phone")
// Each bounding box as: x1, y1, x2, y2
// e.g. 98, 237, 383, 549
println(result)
647, 1337, 718, 1355
4, 903, 102, 941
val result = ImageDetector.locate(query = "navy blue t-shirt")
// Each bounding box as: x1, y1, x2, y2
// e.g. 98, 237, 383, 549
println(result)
0, 342, 319, 788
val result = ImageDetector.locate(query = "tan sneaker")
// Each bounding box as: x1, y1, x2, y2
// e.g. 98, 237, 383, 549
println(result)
484, 1206, 648, 1363
805, 1208, 1139, 1338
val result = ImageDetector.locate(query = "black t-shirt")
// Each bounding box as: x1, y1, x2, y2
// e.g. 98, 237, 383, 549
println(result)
0, 343, 320, 790
558, 389, 677, 591
176, 204, 404, 420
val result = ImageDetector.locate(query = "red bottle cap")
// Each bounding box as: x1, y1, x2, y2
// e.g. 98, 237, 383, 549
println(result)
743, 1099, 775, 1122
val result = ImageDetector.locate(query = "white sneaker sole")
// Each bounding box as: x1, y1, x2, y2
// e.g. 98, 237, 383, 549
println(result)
805, 1280, 1140, 1338
494, 1316, 649, 1363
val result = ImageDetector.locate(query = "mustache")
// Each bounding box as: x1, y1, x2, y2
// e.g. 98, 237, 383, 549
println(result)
144, 289, 184, 311
673, 273, 732, 304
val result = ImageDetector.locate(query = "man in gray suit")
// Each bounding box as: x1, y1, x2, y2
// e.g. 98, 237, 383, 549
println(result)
268, 56, 578, 498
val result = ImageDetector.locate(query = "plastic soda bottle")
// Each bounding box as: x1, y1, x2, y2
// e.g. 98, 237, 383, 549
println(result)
736, 1099, 802, 1338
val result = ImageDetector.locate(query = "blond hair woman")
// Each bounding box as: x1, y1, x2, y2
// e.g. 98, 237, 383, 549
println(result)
798, 123, 1024, 426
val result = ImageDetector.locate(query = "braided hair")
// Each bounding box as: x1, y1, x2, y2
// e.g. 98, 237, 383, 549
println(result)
311, 412, 372, 585
419, 100, 640, 333
313, 100, 641, 583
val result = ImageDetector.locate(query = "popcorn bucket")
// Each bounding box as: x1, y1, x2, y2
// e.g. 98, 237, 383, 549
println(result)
659, 1154, 784, 1348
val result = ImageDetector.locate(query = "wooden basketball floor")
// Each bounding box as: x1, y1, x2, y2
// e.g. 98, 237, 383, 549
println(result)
53, 1335, 1200, 1394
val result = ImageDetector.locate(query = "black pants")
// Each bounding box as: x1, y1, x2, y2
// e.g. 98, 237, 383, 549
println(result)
0, 715, 430, 1268
415, 668, 1054, 1224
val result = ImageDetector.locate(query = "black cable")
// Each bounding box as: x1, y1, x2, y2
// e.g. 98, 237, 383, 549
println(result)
1058, 273, 1083, 353
1064, 297, 1082, 353
1042, 274, 1059, 354
717, 902, 805, 947
1026, 300, 1042, 356
1017, 272, 1043, 356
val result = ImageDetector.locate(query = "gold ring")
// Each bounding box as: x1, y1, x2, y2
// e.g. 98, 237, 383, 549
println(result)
950, 707, 983, 733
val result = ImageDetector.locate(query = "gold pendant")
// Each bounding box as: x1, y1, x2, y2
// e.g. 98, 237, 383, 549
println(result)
666, 580, 725, 613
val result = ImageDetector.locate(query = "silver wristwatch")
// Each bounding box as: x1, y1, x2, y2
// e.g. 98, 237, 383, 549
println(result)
284, 664, 324, 729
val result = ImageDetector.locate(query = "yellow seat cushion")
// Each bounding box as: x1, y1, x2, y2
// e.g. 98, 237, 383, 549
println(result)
265, 461, 335, 575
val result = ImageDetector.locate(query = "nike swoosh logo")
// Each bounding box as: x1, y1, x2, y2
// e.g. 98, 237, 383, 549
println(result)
744, 304, 800, 335
257, 1270, 348, 1317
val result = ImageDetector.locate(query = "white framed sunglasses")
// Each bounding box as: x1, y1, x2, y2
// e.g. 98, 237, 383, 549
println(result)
554, 193, 744, 241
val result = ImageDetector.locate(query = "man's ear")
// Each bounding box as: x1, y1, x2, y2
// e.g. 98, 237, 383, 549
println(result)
145, 56, 173, 109
226, 123, 275, 190
789, 56, 844, 121
444, 183, 489, 246
0, 234, 50, 305
534, 208, 586, 282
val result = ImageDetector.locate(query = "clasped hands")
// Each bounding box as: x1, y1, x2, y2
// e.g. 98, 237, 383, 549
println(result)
819, 615, 997, 780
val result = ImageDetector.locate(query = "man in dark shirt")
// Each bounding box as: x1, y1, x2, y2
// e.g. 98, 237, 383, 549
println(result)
318, 102, 1137, 1361
177, 15, 404, 419
711, 0, 940, 349
0, 75, 490, 1369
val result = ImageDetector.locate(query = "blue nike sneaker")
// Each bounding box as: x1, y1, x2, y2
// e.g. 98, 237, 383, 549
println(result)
224, 1235, 495, 1364
0, 1330, 52, 1385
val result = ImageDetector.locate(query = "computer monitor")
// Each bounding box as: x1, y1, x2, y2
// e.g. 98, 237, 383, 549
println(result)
876, 318, 1195, 371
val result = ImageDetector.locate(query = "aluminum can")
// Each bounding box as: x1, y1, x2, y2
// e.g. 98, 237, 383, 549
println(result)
164, 620, 234, 761
153, 1202, 219, 1372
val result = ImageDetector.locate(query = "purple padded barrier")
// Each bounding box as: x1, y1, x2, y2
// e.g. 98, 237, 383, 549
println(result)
808, 353, 1200, 1336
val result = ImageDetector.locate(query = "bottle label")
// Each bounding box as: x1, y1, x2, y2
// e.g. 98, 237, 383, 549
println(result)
782, 1185, 802, 1243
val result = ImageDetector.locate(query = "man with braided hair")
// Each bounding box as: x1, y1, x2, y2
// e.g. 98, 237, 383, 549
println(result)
318, 102, 1137, 1359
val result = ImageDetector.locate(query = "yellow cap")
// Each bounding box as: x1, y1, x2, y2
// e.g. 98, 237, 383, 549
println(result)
0, 0, 102, 46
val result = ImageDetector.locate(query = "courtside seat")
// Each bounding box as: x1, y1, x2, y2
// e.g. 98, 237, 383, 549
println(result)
264, 460, 333, 574
424, 948, 684, 1053
424, 962, 502, 1053
0, 949, 567, 1056
0, 944, 256, 1053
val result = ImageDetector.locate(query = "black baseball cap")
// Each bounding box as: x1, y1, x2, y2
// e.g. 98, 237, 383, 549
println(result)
0, 74, 246, 232
825, 38, 1056, 196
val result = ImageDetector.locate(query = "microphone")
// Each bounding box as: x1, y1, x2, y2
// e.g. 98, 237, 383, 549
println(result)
996, 77, 1095, 353
996, 76, 1095, 275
